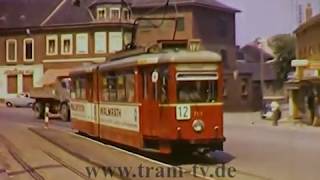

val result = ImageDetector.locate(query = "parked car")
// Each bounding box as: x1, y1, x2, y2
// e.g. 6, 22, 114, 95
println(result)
5, 93, 35, 107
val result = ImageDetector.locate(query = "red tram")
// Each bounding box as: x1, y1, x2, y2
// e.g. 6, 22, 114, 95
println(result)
69, 47, 224, 154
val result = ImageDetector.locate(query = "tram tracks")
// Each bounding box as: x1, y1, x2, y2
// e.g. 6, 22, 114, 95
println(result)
0, 134, 93, 180
0, 134, 45, 180
43, 150, 93, 180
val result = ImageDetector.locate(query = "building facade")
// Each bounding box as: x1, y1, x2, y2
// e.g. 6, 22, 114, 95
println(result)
0, 0, 134, 99
235, 43, 281, 111
289, 10, 320, 124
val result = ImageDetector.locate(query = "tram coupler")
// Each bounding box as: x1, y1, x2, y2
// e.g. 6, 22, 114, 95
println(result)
44, 104, 50, 129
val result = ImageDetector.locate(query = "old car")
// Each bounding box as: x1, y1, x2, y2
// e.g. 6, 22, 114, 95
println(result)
5, 93, 35, 107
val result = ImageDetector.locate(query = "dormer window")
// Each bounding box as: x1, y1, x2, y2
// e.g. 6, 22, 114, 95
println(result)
110, 8, 120, 20
97, 7, 107, 20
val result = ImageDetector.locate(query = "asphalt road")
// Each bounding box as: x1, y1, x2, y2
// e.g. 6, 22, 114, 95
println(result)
0, 107, 320, 180
223, 112, 320, 180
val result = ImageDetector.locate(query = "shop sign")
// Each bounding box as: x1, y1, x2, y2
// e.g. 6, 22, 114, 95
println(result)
303, 69, 319, 78
4, 69, 33, 75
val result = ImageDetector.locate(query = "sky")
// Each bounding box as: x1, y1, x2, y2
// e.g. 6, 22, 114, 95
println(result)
221, 0, 320, 46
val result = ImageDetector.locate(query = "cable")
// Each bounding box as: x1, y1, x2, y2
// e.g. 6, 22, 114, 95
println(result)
172, 2, 179, 40
122, 0, 134, 18
128, 0, 183, 48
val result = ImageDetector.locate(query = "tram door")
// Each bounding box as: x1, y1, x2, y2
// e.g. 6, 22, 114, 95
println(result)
141, 68, 160, 137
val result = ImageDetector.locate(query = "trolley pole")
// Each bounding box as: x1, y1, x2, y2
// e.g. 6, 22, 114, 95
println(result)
44, 104, 49, 129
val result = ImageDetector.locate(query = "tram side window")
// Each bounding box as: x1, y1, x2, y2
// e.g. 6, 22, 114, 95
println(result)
102, 72, 135, 102
103, 74, 117, 101
159, 69, 168, 103
125, 74, 135, 102
72, 77, 87, 100
142, 67, 168, 103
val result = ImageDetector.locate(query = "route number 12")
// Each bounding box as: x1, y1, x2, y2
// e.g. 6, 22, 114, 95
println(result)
176, 105, 191, 120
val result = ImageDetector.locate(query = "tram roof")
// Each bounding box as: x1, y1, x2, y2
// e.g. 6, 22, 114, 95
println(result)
70, 50, 221, 76
99, 50, 221, 71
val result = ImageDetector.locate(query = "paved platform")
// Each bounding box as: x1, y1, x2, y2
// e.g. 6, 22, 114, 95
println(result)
29, 128, 210, 180
0, 167, 9, 180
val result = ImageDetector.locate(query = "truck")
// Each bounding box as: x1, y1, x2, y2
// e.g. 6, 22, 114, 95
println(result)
30, 69, 72, 121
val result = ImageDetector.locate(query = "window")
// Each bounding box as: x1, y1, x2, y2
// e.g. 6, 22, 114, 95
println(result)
76, 33, 88, 54
102, 72, 135, 103
159, 68, 168, 103
23, 38, 34, 61
61, 34, 73, 55
108, 32, 123, 53
176, 17, 185, 31
97, 7, 107, 20
7, 75, 18, 94
177, 80, 217, 103
176, 71, 218, 103
241, 79, 249, 96
110, 8, 120, 20
72, 77, 87, 100
123, 9, 130, 21
6, 39, 17, 62
46, 35, 58, 55
94, 32, 107, 54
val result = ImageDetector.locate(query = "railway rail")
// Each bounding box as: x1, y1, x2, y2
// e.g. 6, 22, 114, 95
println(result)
43, 151, 93, 180
0, 134, 45, 180
0, 134, 92, 180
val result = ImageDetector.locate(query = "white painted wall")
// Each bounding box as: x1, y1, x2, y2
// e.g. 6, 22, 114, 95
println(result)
0, 64, 43, 99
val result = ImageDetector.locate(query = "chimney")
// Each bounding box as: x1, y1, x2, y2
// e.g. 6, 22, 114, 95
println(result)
305, 3, 313, 21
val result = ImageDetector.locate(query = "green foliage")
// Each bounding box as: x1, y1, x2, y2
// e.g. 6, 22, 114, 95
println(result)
268, 34, 296, 87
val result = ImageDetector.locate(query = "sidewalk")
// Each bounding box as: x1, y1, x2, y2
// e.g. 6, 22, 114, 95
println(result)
224, 112, 320, 133
0, 167, 9, 180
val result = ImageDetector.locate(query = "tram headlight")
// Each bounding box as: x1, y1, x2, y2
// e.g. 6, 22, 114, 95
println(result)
192, 119, 205, 133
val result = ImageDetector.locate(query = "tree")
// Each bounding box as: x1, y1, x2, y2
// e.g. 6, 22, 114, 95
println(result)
268, 34, 296, 87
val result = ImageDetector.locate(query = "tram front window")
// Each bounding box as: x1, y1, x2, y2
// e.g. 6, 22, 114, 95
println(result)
177, 80, 217, 103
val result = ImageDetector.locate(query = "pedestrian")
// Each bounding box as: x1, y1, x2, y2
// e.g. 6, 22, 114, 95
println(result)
270, 101, 281, 126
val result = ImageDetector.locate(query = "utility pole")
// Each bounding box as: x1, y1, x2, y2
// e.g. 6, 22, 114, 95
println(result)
256, 38, 265, 109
